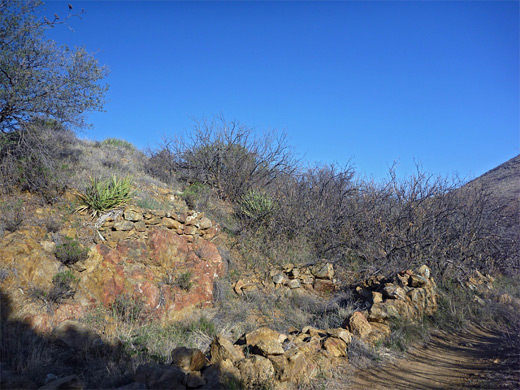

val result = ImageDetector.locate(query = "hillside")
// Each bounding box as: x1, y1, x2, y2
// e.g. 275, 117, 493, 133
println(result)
465, 154, 520, 217
0, 125, 518, 389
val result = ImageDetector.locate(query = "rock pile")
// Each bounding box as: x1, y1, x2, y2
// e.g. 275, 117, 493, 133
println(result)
233, 261, 337, 295
130, 325, 353, 389
98, 207, 219, 247
344, 265, 438, 344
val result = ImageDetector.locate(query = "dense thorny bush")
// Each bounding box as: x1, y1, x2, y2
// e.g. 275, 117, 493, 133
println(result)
0, 120, 80, 201
254, 163, 516, 282
148, 117, 296, 203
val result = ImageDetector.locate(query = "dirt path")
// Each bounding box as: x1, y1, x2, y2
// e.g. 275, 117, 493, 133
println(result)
347, 326, 519, 390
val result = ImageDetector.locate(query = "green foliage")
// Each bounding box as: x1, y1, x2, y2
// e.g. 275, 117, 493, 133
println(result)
239, 189, 276, 224
52, 269, 80, 287
135, 196, 169, 211
55, 236, 89, 265
30, 270, 80, 306
185, 316, 216, 336
176, 271, 193, 291
76, 175, 135, 216
101, 138, 136, 151
180, 182, 210, 209
0, 0, 108, 133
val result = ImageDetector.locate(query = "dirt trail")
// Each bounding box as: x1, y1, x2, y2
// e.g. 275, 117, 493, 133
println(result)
347, 326, 519, 390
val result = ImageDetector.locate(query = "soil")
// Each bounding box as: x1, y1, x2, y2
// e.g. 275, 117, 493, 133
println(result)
347, 326, 519, 390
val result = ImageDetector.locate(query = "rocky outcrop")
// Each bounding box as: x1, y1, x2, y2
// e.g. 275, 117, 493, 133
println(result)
0, 206, 224, 332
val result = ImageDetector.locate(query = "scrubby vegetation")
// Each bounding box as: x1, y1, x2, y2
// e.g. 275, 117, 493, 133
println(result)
0, 1, 517, 388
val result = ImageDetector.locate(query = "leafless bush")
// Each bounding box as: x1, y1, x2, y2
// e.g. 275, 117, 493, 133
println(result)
0, 199, 24, 233
145, 138, 177, 184
154, 117, 297, 203
0, 119, 80, 201
257, 162, 515, 282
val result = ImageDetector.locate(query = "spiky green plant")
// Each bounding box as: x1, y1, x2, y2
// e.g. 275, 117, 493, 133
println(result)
76, 175, 135, 216
239, 189, 276, 224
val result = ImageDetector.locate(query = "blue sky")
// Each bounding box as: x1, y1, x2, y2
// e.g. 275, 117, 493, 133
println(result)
43, 1, 519, 181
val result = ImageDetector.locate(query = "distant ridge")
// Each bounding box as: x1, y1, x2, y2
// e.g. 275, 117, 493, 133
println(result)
465, 155, 520, 210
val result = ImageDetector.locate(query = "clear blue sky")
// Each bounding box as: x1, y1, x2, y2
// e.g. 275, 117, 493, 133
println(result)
43, 1, 519, 181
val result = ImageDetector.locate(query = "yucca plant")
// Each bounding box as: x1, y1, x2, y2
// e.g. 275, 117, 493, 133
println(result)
76, 175, 135, 216
239, 189, 276, 225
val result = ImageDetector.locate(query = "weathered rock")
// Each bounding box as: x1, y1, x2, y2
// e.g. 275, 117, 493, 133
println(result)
267, 355, 291, 381
40, 240, 56, 253
289, 268, 300, 278
184, 225, 197, 235
347, 311, 372, 339
201, 359, 240, 390
369, 300, 415, 322
134, 221, 146, 232
272, 273, 284, 284
323, 337, 347, 357
301, 277, 314, 285
326, 328, 352, 345
134, 363, 186, 390
287, 279, 301, 289
162, 217, 181, 230
113, 220, 135, 231
144, 216, 162, 225
246, 327, 286, 356
171, 347, 207, 372
198, 217, 212, 230
39, 375, 84, 390
383, 284, 406, 300
301, 326, 327, 338
210, 335, 245, 363
365, 322, 391, 344
237, 355, 275, 387
124, 209, 143, 222
311, 262, 334, 279
416, 265, 431, 279
409, 274, 428, 288
313, 278, 335, 293
372, 291, 383, 303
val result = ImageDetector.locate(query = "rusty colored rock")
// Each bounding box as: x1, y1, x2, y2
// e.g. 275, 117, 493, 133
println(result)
313, 278, 336, 293
323, 337, 347, 357
326, 328, 352, 345
210, 335, 245, 363
348, 311, 372, 339
311, 262, 334, 279
237, 355, 275, 388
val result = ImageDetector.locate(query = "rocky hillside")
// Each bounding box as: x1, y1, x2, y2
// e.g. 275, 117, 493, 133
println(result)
465, 154, 520, 210
0, 128, 518, 389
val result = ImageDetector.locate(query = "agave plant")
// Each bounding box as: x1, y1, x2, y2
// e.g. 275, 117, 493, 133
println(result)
76, 175, 135, 216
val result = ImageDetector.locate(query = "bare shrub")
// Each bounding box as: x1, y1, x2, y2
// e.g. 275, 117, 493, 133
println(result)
145, 139, 177, 184
155, 117, 297, 203
0, 119, 80, 201
0, 199, 24, 233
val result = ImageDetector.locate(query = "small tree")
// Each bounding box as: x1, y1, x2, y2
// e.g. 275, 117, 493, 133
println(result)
0, 0, 108, 133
